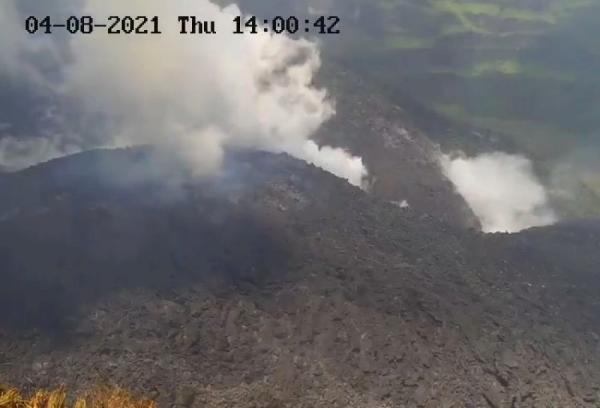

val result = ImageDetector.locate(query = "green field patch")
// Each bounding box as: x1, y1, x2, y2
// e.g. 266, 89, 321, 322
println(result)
471, 59, 521, 75
384, 35, 436, 49
429, 0, 557, 34
429, 61, 577, 81
432, 1, 555, 21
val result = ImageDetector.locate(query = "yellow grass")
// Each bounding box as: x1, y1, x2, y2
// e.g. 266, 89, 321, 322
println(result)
0, 386, 157, 408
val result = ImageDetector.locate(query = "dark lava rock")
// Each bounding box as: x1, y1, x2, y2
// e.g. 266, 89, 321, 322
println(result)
0, 148, 599, 407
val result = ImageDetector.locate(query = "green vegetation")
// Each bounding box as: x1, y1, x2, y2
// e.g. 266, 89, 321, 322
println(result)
383, 36, 435, 50
430, 0, 556, 34
431, 61, 578, 81
471, 60, 521, 76
349, 0, 600, 131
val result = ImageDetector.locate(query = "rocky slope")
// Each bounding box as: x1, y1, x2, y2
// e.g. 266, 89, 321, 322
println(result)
313, 67, 482, 230
1, 149, 600, 407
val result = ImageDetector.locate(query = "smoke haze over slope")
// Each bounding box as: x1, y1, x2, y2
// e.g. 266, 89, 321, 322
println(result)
0, 0, 367, 186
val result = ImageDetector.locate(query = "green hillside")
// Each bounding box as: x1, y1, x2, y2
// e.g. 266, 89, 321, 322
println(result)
327, 0, 600, 138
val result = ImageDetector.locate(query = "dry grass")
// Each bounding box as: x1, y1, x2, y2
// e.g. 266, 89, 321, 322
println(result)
0, 386, 157, 408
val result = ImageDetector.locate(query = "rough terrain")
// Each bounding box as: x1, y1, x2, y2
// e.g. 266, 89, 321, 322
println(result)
1, 148, 599, 407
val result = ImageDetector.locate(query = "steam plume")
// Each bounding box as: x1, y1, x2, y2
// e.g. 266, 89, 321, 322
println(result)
0, 0, 367, 187
441, 152, 557, 233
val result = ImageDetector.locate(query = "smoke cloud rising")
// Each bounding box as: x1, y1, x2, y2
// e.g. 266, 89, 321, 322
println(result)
441, 152, 557, 233
0, 0, 367, 187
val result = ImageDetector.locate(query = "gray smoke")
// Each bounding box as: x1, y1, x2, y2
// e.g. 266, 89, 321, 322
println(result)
0, 0, 367, 187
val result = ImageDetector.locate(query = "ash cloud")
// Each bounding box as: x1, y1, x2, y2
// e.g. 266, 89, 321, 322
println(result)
441, 152, 557, 233
0, 0, 367, 187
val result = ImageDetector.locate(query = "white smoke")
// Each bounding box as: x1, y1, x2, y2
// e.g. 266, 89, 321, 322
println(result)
298, 141, 367, 187
440, 152, 557, 233
0, 0, 367, 187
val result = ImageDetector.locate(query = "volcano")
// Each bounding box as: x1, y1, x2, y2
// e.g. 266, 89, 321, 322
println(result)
1, 146, 599, 407
1, 1, 600, 404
